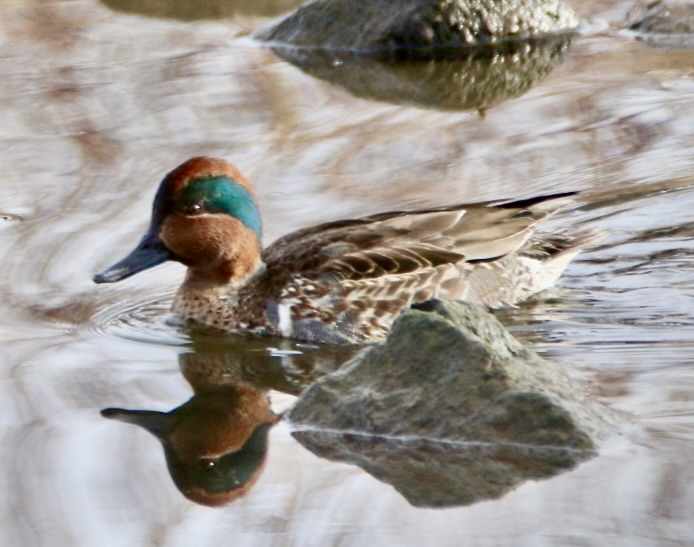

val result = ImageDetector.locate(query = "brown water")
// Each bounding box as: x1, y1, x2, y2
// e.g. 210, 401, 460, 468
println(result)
2, 0, 694, 545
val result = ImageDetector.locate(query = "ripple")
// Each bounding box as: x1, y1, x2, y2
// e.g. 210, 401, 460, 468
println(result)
89, 289, 191, 347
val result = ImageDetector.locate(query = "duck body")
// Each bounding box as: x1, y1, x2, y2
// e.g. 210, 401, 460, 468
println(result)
94, 157, 605, 344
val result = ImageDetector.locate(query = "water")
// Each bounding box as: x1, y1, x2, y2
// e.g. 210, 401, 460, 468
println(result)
1, 0, 694, 545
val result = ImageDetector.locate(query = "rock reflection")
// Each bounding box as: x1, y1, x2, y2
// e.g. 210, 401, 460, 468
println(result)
269, 37, 573, 112
293, 430, 586, 507
100, 0, 304, 20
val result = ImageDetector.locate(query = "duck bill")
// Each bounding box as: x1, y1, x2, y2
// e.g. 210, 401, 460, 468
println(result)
101, 407, 174, 441
93, 232, 171, 283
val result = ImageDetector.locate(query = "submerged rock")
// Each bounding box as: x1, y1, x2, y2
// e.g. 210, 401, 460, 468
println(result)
290, 300, 624, 507
255, 0, 580, 55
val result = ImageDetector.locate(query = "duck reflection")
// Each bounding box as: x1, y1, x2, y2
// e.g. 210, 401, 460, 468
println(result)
270, 36, 573, 112
102, 381, 276, 507
101, 337, 360, 506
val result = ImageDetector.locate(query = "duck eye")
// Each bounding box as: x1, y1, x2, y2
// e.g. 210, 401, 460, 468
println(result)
198, 457, 216, 471
185, 203, 203, 216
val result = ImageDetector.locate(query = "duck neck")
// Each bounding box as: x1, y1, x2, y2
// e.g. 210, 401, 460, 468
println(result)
182, 256, 265, 288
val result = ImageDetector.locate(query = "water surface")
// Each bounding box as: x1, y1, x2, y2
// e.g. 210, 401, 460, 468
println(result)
1, 0, 693, 545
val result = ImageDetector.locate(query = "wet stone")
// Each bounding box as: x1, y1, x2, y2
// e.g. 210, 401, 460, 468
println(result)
626, 0, 694, 33
624, 0, 694, 47
255, 0, 580, 55
289, 300, 625, 507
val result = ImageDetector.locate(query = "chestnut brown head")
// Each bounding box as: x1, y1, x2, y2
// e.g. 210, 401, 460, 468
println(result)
94, 157, 263, 285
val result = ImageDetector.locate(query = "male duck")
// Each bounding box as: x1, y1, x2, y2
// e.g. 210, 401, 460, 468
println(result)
94, 157, 604, 344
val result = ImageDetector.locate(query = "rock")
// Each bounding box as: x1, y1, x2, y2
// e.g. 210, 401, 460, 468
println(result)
626, 0, 694, 33
289, 300, 625, 507
255, 0, 580, 55
624, 0, 694, 48
270, 35, 573, 111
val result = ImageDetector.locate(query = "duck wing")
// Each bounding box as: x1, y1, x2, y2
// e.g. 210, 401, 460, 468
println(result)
262, 192, 576, 282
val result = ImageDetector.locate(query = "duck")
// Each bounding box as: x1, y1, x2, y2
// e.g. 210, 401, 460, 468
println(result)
93, 156, 605, 344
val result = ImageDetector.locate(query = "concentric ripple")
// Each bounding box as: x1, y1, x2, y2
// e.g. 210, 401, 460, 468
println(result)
88, 286, 191, 347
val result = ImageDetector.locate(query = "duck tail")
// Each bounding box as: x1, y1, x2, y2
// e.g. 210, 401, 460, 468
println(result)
538, 229, 608, 289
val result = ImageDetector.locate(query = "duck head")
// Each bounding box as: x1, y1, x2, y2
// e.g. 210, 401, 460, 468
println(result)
102, 384, 277, 506
93, 157, 263, 285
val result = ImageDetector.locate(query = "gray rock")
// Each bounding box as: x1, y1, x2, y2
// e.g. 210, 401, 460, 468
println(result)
626, 0, 694, 33
255, 0, 580, 54
624, 0, 694, 48
290, 300, 625, 507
